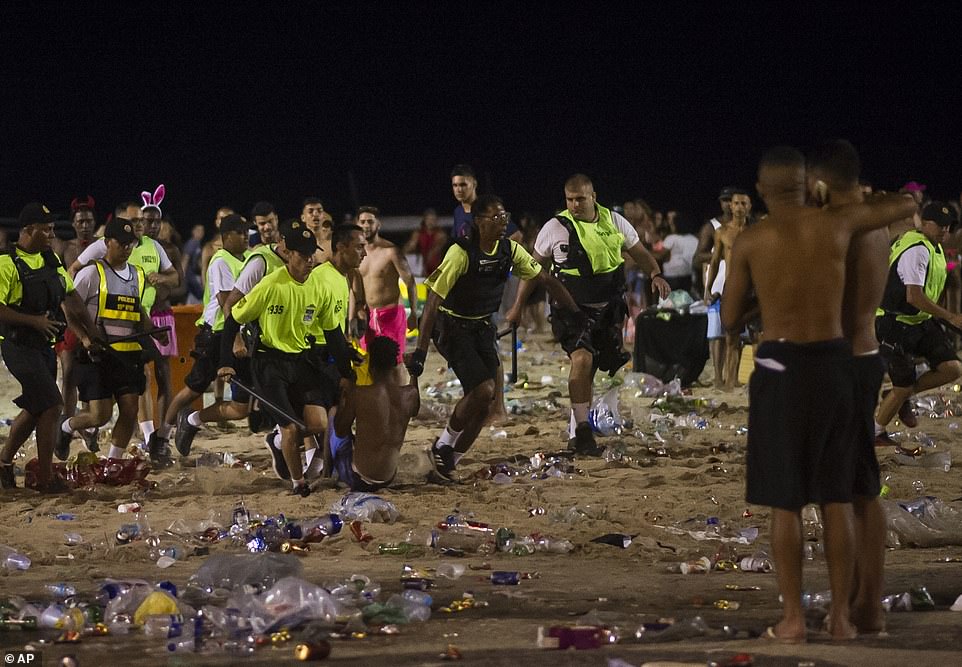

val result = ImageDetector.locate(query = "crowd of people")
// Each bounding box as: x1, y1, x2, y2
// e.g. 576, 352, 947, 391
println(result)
0, 149, 960, 641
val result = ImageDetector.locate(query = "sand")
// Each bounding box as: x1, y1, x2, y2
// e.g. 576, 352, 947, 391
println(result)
1, 333, 961, 666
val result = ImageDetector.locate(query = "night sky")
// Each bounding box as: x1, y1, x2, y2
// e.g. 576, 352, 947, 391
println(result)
2, 4, 961, 234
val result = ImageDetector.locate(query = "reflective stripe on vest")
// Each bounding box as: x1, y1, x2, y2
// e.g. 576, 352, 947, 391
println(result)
95, 261, 146, 351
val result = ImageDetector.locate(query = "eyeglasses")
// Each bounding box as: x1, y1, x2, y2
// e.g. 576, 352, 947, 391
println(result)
476, 212, 510, 224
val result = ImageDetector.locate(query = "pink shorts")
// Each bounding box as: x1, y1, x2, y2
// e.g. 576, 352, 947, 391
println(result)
362, 303, 407, 362
150, 310, 178, 357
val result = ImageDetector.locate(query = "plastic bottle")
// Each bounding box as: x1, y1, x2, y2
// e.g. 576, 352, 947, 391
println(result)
0, 544, 31, 571
435, 563, 466, 580
536, 536, 575, 554
44, 583, 77, 598
432, 528, 489, 555
739, 556, 773, 573
63, 532, 84, 547
300, 514, 343, 541
143, 614, 183, 638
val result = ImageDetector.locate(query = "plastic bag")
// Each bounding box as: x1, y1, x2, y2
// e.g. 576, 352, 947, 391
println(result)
188, 553, 303, 595
227, 576, 340, 634
331, 492, 400, 523
589, 388, 624, 436
882, 497, 962, 547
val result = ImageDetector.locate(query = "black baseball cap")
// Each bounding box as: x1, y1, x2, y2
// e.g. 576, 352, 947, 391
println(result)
104, 217, 137, 245
718, 187, 735, 201
920, 201, 957, 228
18, 202, 56, 227
283, 225, 320, 256
219, 214, 248, 235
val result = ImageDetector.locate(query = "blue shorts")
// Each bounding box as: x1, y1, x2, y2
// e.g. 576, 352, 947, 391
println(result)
707, 300, 724, 339
330, 430, 393, 492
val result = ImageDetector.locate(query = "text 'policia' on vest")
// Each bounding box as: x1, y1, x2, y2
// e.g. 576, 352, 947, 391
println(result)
441, 237, 513, 318
552, 205, 627, 304
877, 230, 947, 326
1, 248, 67, 348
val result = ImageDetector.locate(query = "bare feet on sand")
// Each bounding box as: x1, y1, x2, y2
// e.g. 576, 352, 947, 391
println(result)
761, 619, 806, 644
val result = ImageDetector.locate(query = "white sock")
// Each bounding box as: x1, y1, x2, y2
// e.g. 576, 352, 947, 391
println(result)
187, 411, 203, 427
83, 427, 96, 435
61, 418, 74, 434
292, 477, 305, 489
107, 445, 125, 459
304, 448, 315, 466
140, 420, 154, 441
570, 403, 589, 436
437, 425, 462, 450
273, 431, 282, 449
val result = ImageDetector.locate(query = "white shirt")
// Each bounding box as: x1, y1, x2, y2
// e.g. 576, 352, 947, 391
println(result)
661, 233, 698, 278
202, 257, 236, 326
233, 254, 271, 296
896, 245, 930, 287
534, 209, 640, 265
76, 237, 173, 272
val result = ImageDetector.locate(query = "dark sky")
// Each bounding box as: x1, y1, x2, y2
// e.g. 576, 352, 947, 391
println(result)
2, 3, 961, 234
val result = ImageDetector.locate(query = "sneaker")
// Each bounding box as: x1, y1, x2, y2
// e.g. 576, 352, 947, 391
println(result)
568, 422, 604, 457
147, 432, 175, 468
174, 410, 200, 457
874, 430, 897, 448
0, 461, 16, 490
81, 427, 100, 453
898, 400, 918, 428
290, 481, 312, 497
429, 440, 457, 482
56, 415, 72, 461
265, 430, 290, 480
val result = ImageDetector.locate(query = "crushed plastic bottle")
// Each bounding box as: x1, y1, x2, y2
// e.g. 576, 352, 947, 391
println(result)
0, 544, 31, 570
330, 493, 400, 523
589, 387, 624, 436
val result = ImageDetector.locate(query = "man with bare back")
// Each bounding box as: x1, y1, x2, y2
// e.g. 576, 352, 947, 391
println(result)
722, 145, 915, 642
331, 335, 419, 490
807, 139, 891, 635
356, 206, 418, 365
706, 189, 751, 389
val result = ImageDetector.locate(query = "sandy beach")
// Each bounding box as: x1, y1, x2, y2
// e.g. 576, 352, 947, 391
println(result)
1, 332, 961, 666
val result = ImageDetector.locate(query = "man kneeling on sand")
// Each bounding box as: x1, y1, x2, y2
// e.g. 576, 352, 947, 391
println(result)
330, 336, 419, 490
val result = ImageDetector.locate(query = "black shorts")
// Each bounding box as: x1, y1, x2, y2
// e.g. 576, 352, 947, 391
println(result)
431, 311, 500, 394
252, 349, 337, 428
183, 330, 252, 403
75, 350, 147, 402
1, 340, 61, 416
551, 298, 627, 367
877, 316, 958, 387
852, 353, 883, 498
746, 339, 856, 511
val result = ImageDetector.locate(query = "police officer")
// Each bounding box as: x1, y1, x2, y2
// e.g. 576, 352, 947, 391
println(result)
59, 217, 170, 463
221, 226, 354, 497
149, 214, 252, 456
0, 203, 97, 491
409, 194, 583, 482
513, 174, 670, 455
875, 201, 962, 443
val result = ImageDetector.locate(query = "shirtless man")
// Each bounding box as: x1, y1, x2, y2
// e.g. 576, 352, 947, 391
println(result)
331, 335, 419, 490
722, 146, 916, 642
807, 139, 889, 634
356, 206, 418, 370
300, 197, 333, 264
57, 200, 97, 422
706, 189, 750, 390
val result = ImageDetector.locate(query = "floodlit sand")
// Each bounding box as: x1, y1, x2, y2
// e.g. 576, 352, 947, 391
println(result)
1, 333, 961, 666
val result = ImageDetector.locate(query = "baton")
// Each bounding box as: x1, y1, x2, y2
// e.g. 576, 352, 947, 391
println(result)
228, 376, 308, 432
105, 326, 172, 344
497, 324, 519, 384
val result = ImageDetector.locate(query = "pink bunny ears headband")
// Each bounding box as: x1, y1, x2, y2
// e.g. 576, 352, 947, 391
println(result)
141, 184, 166, 215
